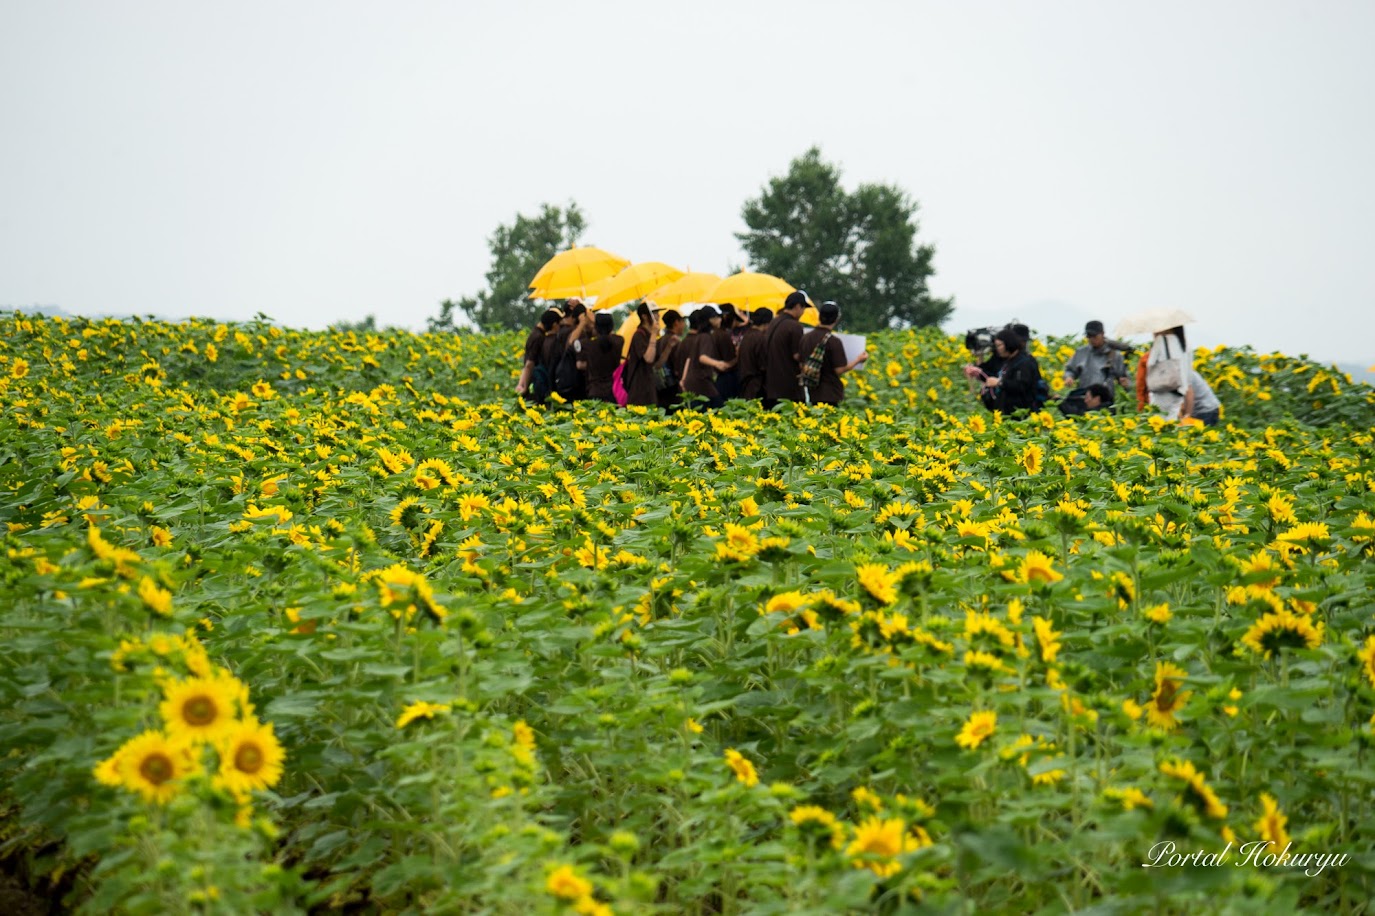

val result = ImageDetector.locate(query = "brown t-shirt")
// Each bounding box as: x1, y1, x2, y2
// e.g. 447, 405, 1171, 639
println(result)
735, 326, 767, 399
581, 334, 624, 402
522, 327, 546, 366
624, 328, 658, 407
798, 327, 847, 405
711, 327, 737, 365
763, 313, 805, 402
681, 331, 719, 399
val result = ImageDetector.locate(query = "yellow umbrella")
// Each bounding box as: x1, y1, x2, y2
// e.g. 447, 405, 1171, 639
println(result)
703, 272, 804, 313
528, 246, 631, 300
589, 262, 686, 311
799, 306, 820, 327
643, 271, 722, 308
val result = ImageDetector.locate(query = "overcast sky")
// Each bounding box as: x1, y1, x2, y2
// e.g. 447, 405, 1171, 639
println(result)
3, 1, 1373, 365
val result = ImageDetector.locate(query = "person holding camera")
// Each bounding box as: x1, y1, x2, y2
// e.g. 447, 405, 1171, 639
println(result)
1063, 320, 1130, 391
980, 328, 1043, 415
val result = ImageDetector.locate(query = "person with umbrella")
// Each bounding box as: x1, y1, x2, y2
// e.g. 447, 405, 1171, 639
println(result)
1145, 325, 1190, 420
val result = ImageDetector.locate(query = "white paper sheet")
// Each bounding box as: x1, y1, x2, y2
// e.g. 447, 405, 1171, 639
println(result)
834, 332, 867, 371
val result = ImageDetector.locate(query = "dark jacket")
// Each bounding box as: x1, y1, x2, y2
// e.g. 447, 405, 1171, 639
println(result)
990, 351, 1042, 413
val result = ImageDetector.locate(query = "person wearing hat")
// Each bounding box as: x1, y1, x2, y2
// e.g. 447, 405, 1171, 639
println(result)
1063, 320, 1129, 391
678, 306, 731, 408
797, 301, 868, 406
712, 304, 743, 400
735, 307, 773, 400
762, 290, 810, 408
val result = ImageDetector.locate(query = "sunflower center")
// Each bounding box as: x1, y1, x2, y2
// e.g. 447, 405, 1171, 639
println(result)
183, 696, 218, 726
140, 752, 174, 785
234, 743, 264, 773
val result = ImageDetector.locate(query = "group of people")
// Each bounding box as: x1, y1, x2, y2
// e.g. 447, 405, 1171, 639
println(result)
514, 291, 869, 410
964, 319, 1221, 425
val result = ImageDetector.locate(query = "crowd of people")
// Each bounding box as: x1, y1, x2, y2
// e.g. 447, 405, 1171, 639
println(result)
513, 297, 1219, 424
963, 319, 1221, 424
514, 291, 869, 410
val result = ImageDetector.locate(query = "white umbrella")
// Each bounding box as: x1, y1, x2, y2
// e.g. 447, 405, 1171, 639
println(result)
1115, 308, 1195, 337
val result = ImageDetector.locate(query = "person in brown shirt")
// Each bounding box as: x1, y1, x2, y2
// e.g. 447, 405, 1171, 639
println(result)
623, 303, 661, 408
679, 308, 731, 408
762, 290, 809, 408
577, 312, 624, 403
655, 310, 686, 410
516, 308, 563, 400
713, 304, 742, 400
797, 300, 868, 406
735, 307, 772, 400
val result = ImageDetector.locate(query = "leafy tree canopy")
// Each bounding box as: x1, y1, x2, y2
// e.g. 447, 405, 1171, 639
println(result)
737, 148, 952, 331
430, 203, 586, 333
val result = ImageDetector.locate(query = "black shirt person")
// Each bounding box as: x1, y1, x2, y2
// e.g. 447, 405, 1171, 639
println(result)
981, 328, 1043, 414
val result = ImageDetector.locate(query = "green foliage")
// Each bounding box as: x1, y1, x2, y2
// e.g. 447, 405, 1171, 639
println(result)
329, 314, 378, 333
450, 202, 587, 333
738, 148, 952, 331
2, 310, 1375, 913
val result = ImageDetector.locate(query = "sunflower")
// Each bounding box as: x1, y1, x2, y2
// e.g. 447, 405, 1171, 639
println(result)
1237, 549, 1281, 593
1274, 521, 1330, 545
1032, 616, 1061, 663
722, 523, 761, 558
395, 700, 450, 729
1266, 493, 1297, 525
963, 650, 1012, 676
846, 817, 920, 878
1146, 662, 1191, 731
1354, 636, 1375, 689
417, 457, 460, 487
103, 730, 199, 804
214, 719, 285, 795
1254, 793, 1290, 853
457, 492, 490, 522
1011, 550, 1063, 586
856, 563, 898, 605
376, 447, 413, 474
137, 576, 174, 617
789, 805, 845, 849
389, 496, 423, 529
1019, 442, 1043, 476
545, 865, 593, 901
1160, 758, 1228, 819
956, 710, 997, 750
1240, 609, 1324, 658
160, 675, 240, 744
723, 748, 758, 787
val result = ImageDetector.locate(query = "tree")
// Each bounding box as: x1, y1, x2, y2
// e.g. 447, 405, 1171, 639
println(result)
331, 314, 378, 333
436, 203, 587, 333
737, 148, 951, 331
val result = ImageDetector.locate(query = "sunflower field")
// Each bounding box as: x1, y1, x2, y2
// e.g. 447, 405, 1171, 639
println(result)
2, 310, 1375, 914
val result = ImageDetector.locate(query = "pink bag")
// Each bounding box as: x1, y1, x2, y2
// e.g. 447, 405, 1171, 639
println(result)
612, 364, 629, 407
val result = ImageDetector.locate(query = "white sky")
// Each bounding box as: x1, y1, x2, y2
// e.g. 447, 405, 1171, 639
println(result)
3, 1, 1373, 365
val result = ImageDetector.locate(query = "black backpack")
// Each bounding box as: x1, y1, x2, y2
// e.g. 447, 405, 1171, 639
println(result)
554, 345, 584, 401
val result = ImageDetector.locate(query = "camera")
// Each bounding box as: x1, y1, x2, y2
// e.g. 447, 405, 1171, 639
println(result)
964, 321, 1031, 357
